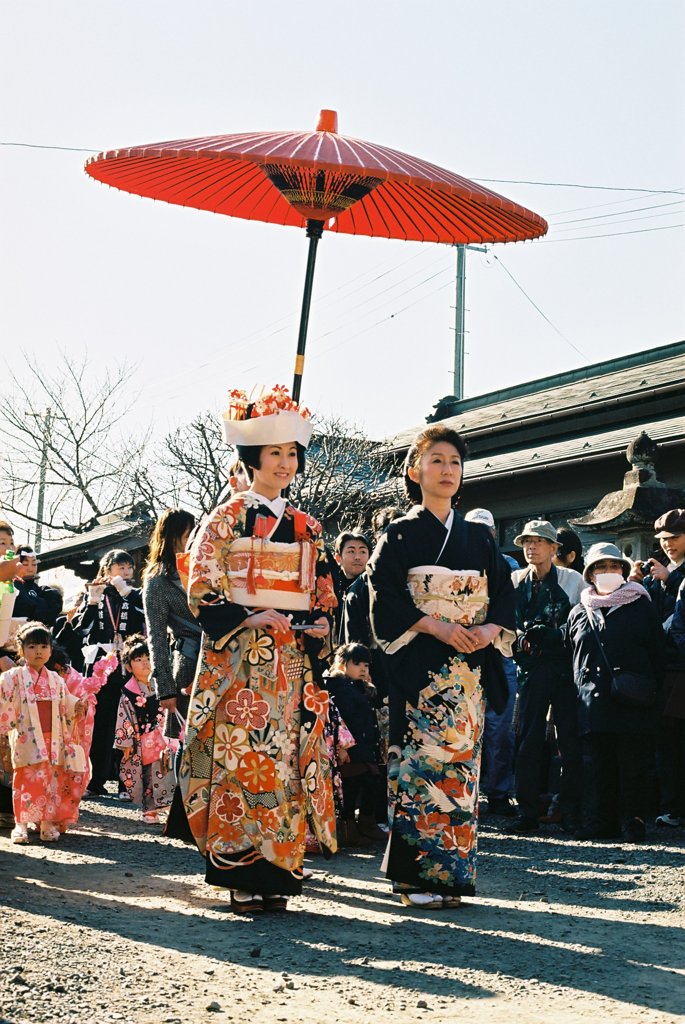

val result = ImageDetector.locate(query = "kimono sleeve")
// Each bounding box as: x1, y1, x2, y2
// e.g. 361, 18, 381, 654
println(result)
367, 526, 424, 654
337, 713, 356, 751
0, 670, 18, 734
187, 498, 249, 649
300, 529, 338, 667
114, 695, 136, 750
486, 543, 517, 656
313, 533, 338, 619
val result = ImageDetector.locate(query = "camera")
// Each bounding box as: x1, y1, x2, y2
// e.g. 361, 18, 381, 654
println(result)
636, 560, 652, 575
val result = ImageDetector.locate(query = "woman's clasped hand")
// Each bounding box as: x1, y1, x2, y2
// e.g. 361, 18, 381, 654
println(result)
427, 618, 500, 653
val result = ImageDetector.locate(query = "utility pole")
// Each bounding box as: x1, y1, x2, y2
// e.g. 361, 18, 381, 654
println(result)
28, 409, 52, 551
453, 243, 487, 400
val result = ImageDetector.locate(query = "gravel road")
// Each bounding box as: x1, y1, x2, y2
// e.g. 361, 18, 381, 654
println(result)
1, 796, 683, 1024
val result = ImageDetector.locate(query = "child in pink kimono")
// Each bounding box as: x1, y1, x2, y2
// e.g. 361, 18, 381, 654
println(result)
0, 622, 88, 844
114, 635, 175, 823
47, 644, 118, 809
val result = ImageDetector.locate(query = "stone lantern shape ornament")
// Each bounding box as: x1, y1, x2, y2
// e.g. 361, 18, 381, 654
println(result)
570, 431, 685, 561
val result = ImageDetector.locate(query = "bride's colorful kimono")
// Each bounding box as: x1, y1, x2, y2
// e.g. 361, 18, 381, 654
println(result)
179, 491, 338, 895
368, 507, 515, 897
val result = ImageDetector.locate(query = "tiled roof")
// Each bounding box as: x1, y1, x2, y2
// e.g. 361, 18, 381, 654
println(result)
39, 512, 155, 568
465, 413, 685, 481
385, 342, 685, 451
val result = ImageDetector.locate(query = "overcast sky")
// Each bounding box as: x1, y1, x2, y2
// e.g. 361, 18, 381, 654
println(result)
2, 0, 683, 443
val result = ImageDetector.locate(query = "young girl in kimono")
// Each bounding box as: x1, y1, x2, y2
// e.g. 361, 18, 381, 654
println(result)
0, 622, 88, 844
179, 385, 337, 915
368, 425, 516, 909
114, 635, 175, 823
48, 644, 118, 811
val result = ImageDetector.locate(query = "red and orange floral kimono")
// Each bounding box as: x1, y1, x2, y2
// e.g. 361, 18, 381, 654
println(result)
0, 665, 87, 828
179, 491, 338, 895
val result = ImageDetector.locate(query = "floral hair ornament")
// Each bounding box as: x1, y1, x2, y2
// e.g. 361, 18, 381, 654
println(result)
220, 385, 313, 448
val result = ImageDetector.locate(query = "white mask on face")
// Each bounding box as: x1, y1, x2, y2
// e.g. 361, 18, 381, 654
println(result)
594, 572, 624, 594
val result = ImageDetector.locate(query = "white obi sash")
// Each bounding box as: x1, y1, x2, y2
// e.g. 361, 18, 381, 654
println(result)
406, 565, 489, 626
225, 538, 315, 612
386, 565, 492, 656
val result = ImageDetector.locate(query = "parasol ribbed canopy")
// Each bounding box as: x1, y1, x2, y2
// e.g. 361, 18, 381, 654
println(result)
85, 109, 548, 245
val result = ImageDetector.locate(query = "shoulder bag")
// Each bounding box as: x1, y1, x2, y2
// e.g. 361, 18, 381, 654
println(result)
585, 609, 656, 707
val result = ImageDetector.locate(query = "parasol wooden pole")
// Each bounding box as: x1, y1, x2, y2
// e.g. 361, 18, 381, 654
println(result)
292, 218, 324, 403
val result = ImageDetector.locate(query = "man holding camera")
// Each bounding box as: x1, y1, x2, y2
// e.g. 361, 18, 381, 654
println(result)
632, 509, 685, 827
13, 546, 62, 627
506, 520, 585, 835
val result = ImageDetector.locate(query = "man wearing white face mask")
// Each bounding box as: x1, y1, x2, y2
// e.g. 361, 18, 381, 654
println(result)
563, 543, 664, 842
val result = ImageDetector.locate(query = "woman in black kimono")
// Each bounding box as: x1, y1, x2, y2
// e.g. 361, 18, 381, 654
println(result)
368, 425, 515, 909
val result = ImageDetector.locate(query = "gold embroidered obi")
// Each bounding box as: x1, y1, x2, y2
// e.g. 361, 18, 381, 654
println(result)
225, 537, 316, 611
407, 565, 489, 625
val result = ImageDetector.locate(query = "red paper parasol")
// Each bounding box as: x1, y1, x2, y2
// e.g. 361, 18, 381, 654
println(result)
86, 110, 547, 399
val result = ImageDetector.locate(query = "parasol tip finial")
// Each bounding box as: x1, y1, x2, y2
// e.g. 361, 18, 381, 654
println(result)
316, 109, 338, 133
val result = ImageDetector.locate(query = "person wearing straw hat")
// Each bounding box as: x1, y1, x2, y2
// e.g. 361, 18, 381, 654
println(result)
506, 519, 584, 835
178, 386, 338, 915
563, 543, 663, 842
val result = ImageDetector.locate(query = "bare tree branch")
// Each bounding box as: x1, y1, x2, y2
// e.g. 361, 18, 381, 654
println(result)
0, 354, 151, 537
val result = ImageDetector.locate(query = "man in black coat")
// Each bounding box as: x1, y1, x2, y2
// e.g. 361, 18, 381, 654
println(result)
13, 547, 62, 627
633, 509, 685, 827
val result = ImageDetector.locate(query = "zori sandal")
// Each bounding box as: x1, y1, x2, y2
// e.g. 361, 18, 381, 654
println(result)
230, 891, 264, 915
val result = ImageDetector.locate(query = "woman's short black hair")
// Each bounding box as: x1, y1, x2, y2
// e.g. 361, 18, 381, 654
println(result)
16, 621, 53, 650
403, 425, 468, 506
556, 528, 585, 574
99, 549, 135, 574
237, 442, 306, 477
122, 633, 149, 666
336, 642, 371, 665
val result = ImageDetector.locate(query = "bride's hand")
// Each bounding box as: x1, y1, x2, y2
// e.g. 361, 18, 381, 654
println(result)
304, 616, 329, 638
244, 609, 292, 633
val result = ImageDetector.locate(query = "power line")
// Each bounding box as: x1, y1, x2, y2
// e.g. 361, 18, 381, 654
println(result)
552, 199, 684, 227
553, 208, 685, 233
540, 222, 685, 243
475, 177, 684, 196
0, 141, 95, 153
491, 253, 585, 358
139, 248, 449, 405
548, 187, 685, 217
3, 140, 683, 199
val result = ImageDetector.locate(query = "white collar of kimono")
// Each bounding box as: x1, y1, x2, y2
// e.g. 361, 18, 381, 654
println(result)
244, 490, 287, 518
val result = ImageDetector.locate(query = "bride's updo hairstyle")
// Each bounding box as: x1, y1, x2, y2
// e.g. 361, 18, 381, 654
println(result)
403, 425, 468, 507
